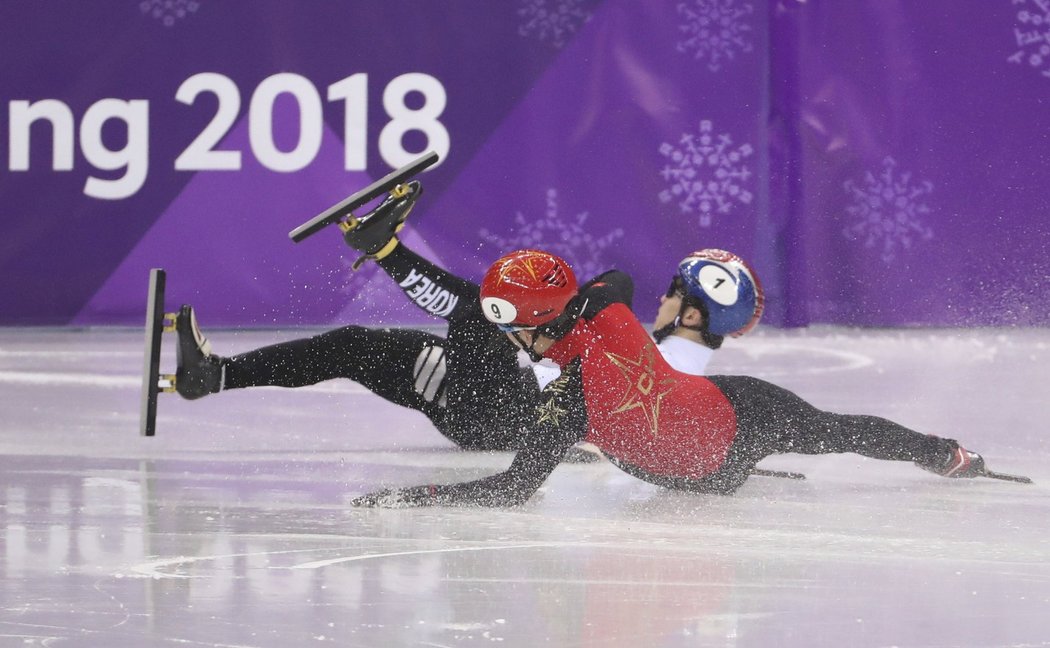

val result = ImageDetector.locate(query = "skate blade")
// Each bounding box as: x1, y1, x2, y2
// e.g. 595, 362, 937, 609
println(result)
140, 270, 187, 437
982, 470, 1034, 484
289, 151, 438, 242
140, 269, 167, 437
752, 468, 806, 480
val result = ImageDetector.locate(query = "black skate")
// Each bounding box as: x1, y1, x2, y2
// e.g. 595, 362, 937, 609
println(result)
288, 151, 438, 269
174, 305, 225, 401
922, 444, 986, 478
140, 269, 224, 437
341, 180, 423, 269
917, 441, 1033, 483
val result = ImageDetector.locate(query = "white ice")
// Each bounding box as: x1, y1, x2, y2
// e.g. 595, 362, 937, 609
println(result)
0, 326, 1048, 647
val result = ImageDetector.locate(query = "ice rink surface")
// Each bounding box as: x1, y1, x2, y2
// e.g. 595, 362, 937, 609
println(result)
1, 326, 1048, 647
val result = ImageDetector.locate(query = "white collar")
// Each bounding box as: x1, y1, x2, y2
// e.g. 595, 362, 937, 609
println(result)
655, 335, 714, 376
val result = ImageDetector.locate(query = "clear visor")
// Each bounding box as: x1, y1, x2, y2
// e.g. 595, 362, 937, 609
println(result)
496, 322, 536, 334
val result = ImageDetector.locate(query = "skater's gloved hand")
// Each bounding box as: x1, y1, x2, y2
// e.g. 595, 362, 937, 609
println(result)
535, 294, 586, 341
350, 485, 437, 508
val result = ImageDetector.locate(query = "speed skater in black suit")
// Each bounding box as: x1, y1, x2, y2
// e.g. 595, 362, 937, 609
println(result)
171, 184, 746, 452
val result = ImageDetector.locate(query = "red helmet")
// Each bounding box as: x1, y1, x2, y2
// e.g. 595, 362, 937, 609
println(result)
480, 249, 578, 328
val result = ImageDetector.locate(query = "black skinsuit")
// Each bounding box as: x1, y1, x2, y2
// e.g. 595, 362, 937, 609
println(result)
220, 244, 539, 450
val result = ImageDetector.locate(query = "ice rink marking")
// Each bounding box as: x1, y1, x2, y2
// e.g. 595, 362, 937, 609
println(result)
128, 543, 569, 579
724, 343, 874, 376
290, 543, 569, 569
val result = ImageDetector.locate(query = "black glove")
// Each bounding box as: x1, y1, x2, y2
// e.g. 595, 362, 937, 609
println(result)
350, 485, 437, 508
535, 294, 585, 341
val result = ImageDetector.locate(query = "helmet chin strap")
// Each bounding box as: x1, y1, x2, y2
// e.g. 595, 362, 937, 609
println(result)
652, 320, 676, 343
511, 330, 546, 362
653, 303, 705, 343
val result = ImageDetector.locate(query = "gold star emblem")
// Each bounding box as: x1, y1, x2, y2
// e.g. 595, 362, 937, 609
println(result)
605, 343, 676, 437
499, 257, 540, 284
535, 397, 568, 427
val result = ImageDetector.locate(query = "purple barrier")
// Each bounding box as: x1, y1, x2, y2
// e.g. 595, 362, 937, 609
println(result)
1, 1, 1047, 327
773, 1, 1050, 326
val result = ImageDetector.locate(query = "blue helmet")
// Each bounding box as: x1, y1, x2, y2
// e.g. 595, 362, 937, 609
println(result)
672, 249, 764, 337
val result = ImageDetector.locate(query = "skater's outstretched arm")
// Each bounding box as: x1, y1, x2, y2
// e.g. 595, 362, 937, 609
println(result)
349, 435, 573, 508
351, 362, 589, 508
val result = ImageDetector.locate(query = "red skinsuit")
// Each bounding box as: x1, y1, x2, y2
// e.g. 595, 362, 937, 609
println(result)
545, 303, 738, 480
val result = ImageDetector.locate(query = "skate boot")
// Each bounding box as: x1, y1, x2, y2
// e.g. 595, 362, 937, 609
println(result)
174, 305, 225, 400
342, 180, 422, 269
918, 440, 986, 478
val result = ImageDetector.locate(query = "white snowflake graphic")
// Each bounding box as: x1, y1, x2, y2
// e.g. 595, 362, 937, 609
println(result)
675, 0, 755, 72
479, 188, 623, 280
518, 0, 592, 48
842, 157, 934, 263
140, 0, 200, 27
658, 119, 754, 227
1007, 0, 1050, 78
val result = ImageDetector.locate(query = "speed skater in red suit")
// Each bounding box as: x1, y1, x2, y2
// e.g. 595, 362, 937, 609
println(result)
170, 211, 735, 452
351, 249, 993, 508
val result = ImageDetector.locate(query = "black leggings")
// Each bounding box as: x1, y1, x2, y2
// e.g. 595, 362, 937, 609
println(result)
224, 325, 448, 415
643, 376, 954, 494
222, 244, 539, 450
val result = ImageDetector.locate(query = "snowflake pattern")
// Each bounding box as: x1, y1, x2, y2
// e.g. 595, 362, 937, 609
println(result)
842, 157, 934, 263
1007, 0, 1050, 78
479, 188, 623, 280
675, 0, 755, 72
140, 0, 200, 27
658, 119, 754, 227
518, 0, 592, 48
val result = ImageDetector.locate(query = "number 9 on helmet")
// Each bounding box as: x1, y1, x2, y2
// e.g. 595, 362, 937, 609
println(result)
480, 249, 578, 329
676, 249, 764, 337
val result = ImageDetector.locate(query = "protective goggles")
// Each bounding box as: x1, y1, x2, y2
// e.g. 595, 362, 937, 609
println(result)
665, 275, 686, 298
496, 322, 536, 334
